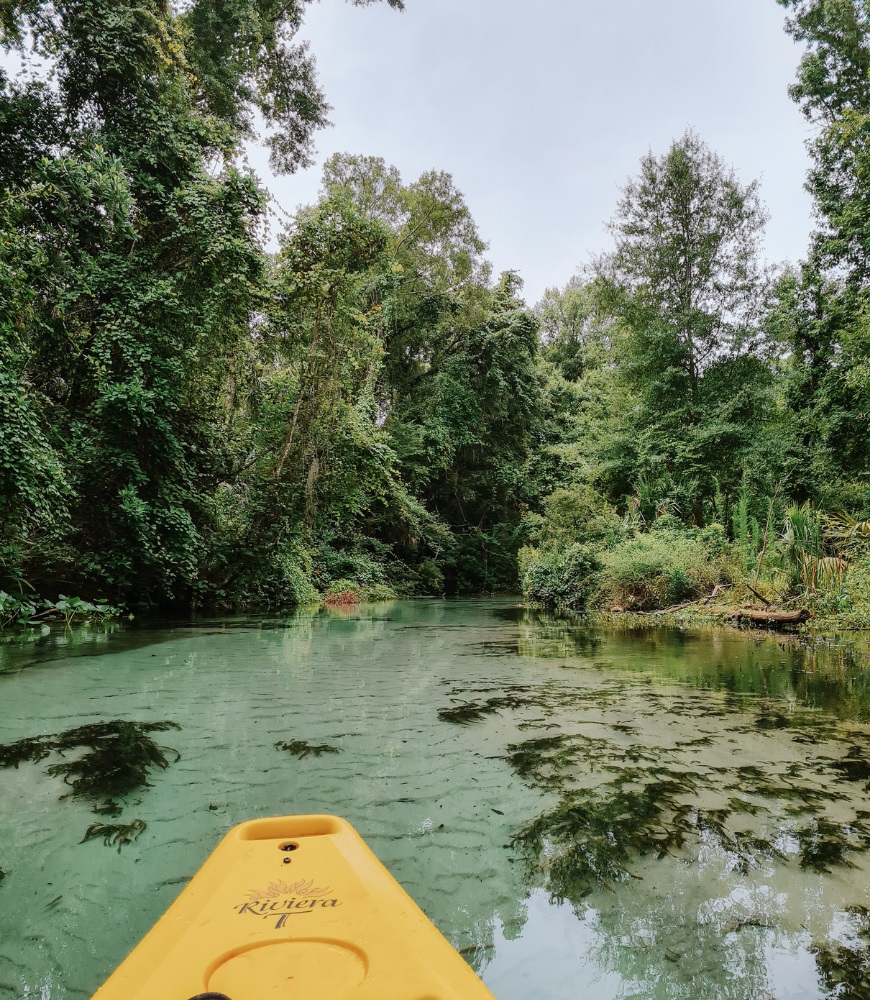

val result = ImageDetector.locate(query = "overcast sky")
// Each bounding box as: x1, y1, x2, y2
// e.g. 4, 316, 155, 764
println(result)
246, 0, 815, 306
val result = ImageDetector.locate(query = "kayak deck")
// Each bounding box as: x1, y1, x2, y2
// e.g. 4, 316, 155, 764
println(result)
92, 814, 496, 1000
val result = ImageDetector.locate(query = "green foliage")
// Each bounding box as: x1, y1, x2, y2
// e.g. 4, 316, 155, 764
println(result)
780, 502, 825, 592
0, 592, 123, 630
521, 544, 602, 611
0, 0, 428, 613
731, 481, 762, 571
536, 276, 613, 381
10, 0, 870, 626
587, 131, 775, 520
319, 155, 538, 593
774, 2, 870, 491
597, 521, 734, 611
532, 485, 623, 551
323, 579, 397, 603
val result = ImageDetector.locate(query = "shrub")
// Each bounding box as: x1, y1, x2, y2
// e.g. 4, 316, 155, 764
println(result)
226, 542, 320, 609
0, 592, 124, 630
596, 522, 735, 611
533, 484, 624, 550
388, 558, 445, 597
521, 544, 602, 611
323, 579, 396, 603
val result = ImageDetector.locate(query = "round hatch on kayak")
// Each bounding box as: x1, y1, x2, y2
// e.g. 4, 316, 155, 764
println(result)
207, 939, 367, 1000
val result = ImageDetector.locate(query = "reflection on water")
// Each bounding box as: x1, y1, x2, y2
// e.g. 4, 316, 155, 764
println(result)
2, 600, 870, 998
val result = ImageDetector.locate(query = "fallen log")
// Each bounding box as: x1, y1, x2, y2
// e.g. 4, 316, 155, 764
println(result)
729, 608, 810, 627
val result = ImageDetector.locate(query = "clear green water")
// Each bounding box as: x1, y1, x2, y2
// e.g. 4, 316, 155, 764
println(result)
2, 599, 870, 999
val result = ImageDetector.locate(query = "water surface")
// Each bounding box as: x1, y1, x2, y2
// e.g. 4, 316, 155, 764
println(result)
2, 599, 870, 999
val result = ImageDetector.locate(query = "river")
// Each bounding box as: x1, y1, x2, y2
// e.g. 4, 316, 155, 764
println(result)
1, 598, 870, 999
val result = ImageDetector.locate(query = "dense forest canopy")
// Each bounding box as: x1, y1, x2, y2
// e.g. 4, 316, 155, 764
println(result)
3, 0, 870, 623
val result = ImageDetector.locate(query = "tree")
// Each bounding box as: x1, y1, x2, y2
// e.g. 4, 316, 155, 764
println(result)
601, 130, 769, 401
320, 153, 492, 409
0, 0, 404, 603
318, 155, 539, 591
774, 0, 870, 507
595, 130, 774, 520
535, 276, 613, 382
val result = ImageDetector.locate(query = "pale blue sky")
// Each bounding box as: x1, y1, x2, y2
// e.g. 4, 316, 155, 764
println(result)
248, 0, 815, 305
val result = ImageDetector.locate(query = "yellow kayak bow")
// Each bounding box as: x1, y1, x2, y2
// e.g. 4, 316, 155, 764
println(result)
93, 814, 496, 1000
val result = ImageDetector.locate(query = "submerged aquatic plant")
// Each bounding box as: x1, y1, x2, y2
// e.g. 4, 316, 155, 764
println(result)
0, 736, 53, 767
829, 746, 870, 784
44, 721, 181, 801
438, 681, 621, 727
0, 720, 180, 847
438, 694, 530, 725
511, 773, 704, 899
812, 905, 870, 1000
438, 671, 870, 911
0, 720, 180, 803
81, 819, 147, 852
275, 739, 341, 758
795, 817, 867, 873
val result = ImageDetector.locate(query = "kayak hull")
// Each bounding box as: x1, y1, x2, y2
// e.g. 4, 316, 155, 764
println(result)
92, 814, 496, 1000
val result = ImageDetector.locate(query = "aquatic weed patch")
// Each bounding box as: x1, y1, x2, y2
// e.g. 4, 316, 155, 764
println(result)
794, 816, 870, 873
45, 721, 180, 802
81, 819, 148, 852
438, 679, 628, 726
439, 675, 870, 907
511, 776, 700, 900
275, 739, 342, 758
506, 722, 870, 893
0, 720, 180, 848
812, 905, 870, 999
437, 683, 541, 724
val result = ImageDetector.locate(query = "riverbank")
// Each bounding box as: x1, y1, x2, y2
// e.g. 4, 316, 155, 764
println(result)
587, 583, 870, 636
588, 607, 867, 637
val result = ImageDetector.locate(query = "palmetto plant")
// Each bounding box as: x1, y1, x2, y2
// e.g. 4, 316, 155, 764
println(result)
781, 503, 825, 593
780, 503, 853, 596
827, 514, 870, 542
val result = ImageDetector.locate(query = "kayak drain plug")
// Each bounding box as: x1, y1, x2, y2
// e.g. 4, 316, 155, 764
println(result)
188, 994, 233, 1000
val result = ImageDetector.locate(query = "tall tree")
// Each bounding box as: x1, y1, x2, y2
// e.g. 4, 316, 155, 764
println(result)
776, 0, 870, 506
595, 130, 774, 519
319, 155, 539, 590
0, 0, 404, 602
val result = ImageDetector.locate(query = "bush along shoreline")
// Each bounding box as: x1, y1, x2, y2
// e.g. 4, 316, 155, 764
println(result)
519, 486, 870, 632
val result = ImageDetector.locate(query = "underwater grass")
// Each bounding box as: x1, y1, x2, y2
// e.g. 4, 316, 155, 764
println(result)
81, 819, 147, 852
812, 905, 870, 1000
0, 720, 180, 848
438, 690, 537, 724
275, 739, 341, 758
437, 673, 870, 907
438, 680, 626, 726
45, 721, 181, 801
